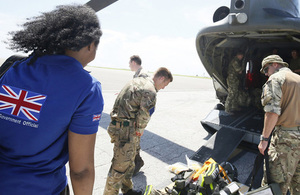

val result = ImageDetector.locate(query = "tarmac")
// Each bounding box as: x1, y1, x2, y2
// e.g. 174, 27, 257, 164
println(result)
64, 66, 258, 195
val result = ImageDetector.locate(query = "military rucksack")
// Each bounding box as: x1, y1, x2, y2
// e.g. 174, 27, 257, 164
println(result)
0, 55, 26, 78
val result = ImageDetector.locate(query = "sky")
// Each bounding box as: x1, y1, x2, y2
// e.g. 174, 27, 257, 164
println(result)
0, 0, 229, 77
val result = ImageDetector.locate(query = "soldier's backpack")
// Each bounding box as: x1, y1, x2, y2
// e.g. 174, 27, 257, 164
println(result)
0, 55, 26, 78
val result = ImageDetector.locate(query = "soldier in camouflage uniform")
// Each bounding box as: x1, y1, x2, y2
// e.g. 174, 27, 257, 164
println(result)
128, 55, 150, 175
129, 55, 149, 78
259, 55, 300, 195
225, 52, 245, 113
289, 49, 300, 74
104, 67, 173, 195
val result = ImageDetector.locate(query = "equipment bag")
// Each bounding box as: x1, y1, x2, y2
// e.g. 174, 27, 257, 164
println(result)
246, 183, 281, 195
168, 158, 239, 195
144, 185, 167, 195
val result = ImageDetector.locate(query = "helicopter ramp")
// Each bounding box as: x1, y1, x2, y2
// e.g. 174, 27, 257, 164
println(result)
200, 107, 264, 147
190, 127, 246, 164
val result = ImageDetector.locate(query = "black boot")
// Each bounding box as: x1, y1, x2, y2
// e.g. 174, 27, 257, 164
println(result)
123, 189, 142, 195
133, 152, 144, 175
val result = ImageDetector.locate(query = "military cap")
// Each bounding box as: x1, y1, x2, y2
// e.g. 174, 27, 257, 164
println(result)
260, 55, 289, 73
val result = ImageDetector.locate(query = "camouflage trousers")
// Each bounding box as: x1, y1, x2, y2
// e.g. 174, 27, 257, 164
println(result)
262, 128, 300, 195
225, 77, 251, 112
225, 82, 239, 112
104, 122, 139, 195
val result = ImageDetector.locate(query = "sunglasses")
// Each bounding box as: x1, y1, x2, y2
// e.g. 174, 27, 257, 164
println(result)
263, 63, 273, 74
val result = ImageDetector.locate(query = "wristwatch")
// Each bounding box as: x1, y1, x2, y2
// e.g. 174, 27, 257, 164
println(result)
260, 135, 269, 141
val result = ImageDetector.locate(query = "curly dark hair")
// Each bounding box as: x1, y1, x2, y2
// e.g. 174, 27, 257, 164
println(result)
7, 4, 102, 64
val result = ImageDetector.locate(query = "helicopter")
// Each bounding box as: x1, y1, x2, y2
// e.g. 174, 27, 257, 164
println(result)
190, 0, 300, 163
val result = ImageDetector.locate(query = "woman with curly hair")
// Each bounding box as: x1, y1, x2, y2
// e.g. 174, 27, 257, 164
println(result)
0, 4, 104, 195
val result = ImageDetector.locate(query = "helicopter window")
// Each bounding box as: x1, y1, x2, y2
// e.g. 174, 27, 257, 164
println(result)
234, 0, 245, 10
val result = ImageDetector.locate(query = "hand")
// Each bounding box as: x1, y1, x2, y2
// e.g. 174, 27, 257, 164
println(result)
258, 140, 268, 155
107, 128, 117, 143
110, 136, 116, 143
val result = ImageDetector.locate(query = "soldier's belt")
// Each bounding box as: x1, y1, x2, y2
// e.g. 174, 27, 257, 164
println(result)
111, 120, 130, 127
275, 126, 300, 131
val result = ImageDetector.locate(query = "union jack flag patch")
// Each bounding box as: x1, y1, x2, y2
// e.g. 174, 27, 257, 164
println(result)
0, 85, 47, 121
93, 114, 101, 121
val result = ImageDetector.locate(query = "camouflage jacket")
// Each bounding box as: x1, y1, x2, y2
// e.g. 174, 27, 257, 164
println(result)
227, 56, 244, 80
261, 68, 287, 115
110, 77, 157, 131
133, 67, 149, 78
261, 67, 300, 127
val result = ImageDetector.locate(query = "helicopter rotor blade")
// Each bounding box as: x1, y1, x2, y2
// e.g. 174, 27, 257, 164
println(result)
85, 0, 119, 12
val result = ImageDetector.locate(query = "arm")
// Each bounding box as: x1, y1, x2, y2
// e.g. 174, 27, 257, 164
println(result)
259, 74, 284, 154
258, 112, 278, 155
68, 130, 96, 195
136, 91, 156, 131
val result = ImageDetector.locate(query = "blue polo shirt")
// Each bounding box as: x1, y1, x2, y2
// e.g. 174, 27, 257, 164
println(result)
0, 55, 104, 194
